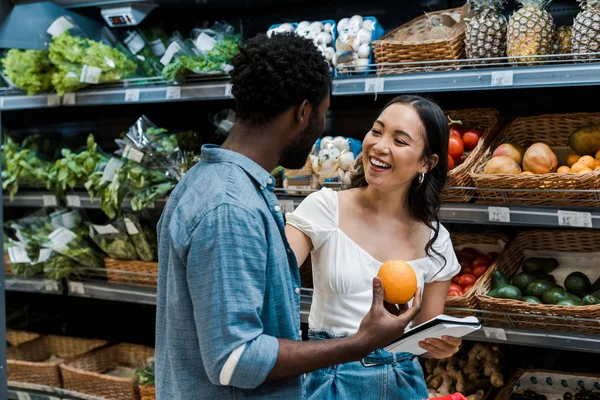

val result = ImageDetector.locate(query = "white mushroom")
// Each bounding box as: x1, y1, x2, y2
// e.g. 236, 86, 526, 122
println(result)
357, 28, 373, 45
324, 47, 335, 62
355, 58, 369, 72
297, 21, 310, 31
350, 15, 364, 26
320, 136, 334, 149
337, 18, 350, 33
315, 32, 333, 46
357, 43, 371, 58
332, 136, 351, 152
362, 19, 375, 31
279, 23, 295, 32
310, 21, 324, 32
323, 22, 333, 33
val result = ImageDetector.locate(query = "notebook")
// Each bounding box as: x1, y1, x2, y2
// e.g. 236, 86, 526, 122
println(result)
384, 315, 481, 355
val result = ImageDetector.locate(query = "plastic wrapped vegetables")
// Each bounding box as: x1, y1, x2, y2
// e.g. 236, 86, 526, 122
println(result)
88, 218, 138, 260
124, 214, 157, 262
2, 137, 50, 200
1, 49, 54, 95
49, 31, 136, 95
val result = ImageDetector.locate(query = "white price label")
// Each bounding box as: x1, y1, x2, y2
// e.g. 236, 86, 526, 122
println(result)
47, 16, 74, 37
491, 70, 514, 87
123, 145, 144, 163
125, 89, 140, 102
16, 391, 32, 400
61, 210, 80, 229
66, 195, 81, 208
48, 227, 77, 252
38, 248, 54, 263
42, 194, 58, 207
69, 281, 85, 295
194, 32, 217, 52
557, 210, 592, 228
160, 42, 182, 66
92, 224, 120, 235
124, 218, 140, 235
279, 200, 296, 214
488, 207, 510, 223
102, 158, 124, 182
47, 95, 61, 107
482, 327, 507, 341
125, 31, 146, 55
44, 280, 60, 292
8, 246, 31, 263
149, 39, 166, 57
364, 78, 385, 94
62, 92, 76, 105
80, 65, 102, 84
224, 83, 233, 98
166, 86, 181, 100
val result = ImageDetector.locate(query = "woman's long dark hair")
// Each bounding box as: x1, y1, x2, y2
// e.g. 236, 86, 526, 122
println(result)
351, 95, 449, 272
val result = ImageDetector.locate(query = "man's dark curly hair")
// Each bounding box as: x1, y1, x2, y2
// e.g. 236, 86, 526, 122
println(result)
230, 32, 332, 126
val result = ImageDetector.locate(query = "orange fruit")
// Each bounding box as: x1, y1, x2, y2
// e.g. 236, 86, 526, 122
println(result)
577, 167, 593, 174
596, 150, 600, 160
377, 260, 417, 304
578, 155, 595, 169
566, 153, 581, 167
595, 159, 600, 168
557, 166, 571, 174
520, 171, 534, 175
571, 162, 588, 173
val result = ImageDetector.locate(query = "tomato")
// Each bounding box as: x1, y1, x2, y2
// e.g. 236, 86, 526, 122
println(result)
449, 283, 463, 293
458, 274, 477, 287
473, 265, 488, 278
463, 284, 474, 293
473, 256, 491, 268
451, 275, 461, 284
462, 129, 482, 151
460, 260, 473, 274
449, 136, 465, 160
448, 116, 464, 138
488, 252, 500, 262
448, 290, 463, 297
458, 247, 480, 262
448, 154, 455, 170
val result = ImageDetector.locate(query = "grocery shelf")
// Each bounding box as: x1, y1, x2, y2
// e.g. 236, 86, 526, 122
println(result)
9, 382, 105, 400
65, 279, 157, 305
2, 62, 600, 111
4, 277, 63, 295
3, 192, 167, 210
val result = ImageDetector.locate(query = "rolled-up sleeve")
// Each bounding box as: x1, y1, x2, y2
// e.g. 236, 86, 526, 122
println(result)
184, 203, 279, 389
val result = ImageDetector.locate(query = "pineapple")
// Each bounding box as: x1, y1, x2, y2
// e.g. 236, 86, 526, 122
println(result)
465, 0, 508, 61
552, 25, 573, 58
572, 0, 600, 60
507, 0, 555, 65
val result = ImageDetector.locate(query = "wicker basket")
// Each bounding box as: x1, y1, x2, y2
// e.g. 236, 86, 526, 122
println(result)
445, 232, 508, 316
61, 343, 155, 400
373, 7, 466, 73
441, 108, 502, 203
139, 384, 156, 400
470, 112, 600, 207
6, 330, 41, 347
105, 258, 158, 287
7, 335, 108, 388
496, 369, 600, 400
476, 229, 600, 334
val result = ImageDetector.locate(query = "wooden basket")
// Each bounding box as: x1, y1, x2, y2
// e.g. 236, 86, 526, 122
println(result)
105, 258, 158, 287
139, 384, 156, 400
476, 229, 600, 334
470, 112, 600, 207
445, 232, 508, 315
373, 7, 466, 73
496, 369, 600, 400
61, 343, 155, 400
441, 108, 502, 203
6, 330, 40, 347
7, 335, 107, 388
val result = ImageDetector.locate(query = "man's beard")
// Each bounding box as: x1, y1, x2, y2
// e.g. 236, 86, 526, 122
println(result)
279, 114, 322, 170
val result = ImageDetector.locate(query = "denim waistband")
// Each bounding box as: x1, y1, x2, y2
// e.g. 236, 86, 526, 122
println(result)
308, 329, 416, 366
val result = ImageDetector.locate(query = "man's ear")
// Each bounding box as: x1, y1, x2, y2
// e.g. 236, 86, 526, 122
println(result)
296, 100, 313, 127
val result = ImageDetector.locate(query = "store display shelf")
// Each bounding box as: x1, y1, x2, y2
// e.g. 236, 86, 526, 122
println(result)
9, 382, 106, 400
3, 192, 167, 210
65, 279, 157, 305
3, 62, 600, 111
4, 277, 63, 295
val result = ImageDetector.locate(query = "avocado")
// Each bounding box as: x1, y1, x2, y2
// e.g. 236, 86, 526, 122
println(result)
557, 299, 580, 306
591, 277, 600, 293
522, 296, 543, 304
566, 292, 583, 305
568, 125, 600, 156
512, 273, 535, 292
542, 288, 570, 305
525, 280, 555, 298
521, 258, 559, 274
590, 288, 600, 299
535, 274, 557, 283
488, 285, 522, 300
491, 270, 511, 289
564, 272, 592, 297
582, 295, 600, 306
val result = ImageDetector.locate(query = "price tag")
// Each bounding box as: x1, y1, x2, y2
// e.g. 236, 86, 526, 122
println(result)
491, 70, 514, 87
279, 200, 296, 214
66, 195, 81, 208
364, 78, 385, 94
166, 86, 181, 100
124, 218, 140, 235
488, 207, 510, 223
69, 281, 85, 295
16, 392, 32, 400
45, 280, 60, 292
43, 194, 58, 207
63, 92, 76, 105
123, 145, 144, 162
102, 158, 124, 182
125, 89, 140, 102
224, 83, 233, 98
38, 248, 54, 263
80, 65, 102, 84
558, 210, 592, 228
125, 31, 146, 55
149, 39, 166, 57
92, 224, 120, 235
47, 95, 61, 107
160, 42, 182, 66
48, 227, 77, 252
194, 32, 216, 52
46, 16, 74, 37
482, 327, 507, 341
8, 246, 31, 263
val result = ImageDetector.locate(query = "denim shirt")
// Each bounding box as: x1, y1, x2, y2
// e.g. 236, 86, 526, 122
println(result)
155, 145, 303, 399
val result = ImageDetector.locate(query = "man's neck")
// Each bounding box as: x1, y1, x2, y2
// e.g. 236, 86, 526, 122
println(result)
221, 121, 284, 172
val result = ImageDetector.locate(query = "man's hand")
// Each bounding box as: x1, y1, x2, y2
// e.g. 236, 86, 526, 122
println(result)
353, 277, 422, 354
419, 336, 462, 359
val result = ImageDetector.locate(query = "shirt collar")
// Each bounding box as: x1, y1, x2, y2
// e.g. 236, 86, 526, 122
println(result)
201, 144, 275, 189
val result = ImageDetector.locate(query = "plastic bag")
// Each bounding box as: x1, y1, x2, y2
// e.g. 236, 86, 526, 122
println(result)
2, 136, 52, 200
88, 218, 138, 260
310, 136, 363, 187
124, 214, 157, 262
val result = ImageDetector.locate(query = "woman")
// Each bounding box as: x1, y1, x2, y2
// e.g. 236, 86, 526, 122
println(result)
285, 95, 462, 399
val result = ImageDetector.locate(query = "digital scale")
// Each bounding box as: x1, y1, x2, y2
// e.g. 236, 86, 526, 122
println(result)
100, 2, 157, 27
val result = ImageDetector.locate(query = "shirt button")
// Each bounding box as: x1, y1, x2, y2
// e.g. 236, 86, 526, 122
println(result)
274, 205, 281, 212
294, 287, 300, 294
286, 248, 291, 253
299, 330, 303, 336
260, 186, 264, 190
267, 178, 273, 185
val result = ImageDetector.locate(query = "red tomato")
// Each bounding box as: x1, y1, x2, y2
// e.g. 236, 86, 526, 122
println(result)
473, 265, 488, 278
448, 116, 464, 138
463, 284, 474, 293
449, 283, 463, 293
448, 290, 463, 297
458, 274, 477, 287
462, 129, 482, 151
473, 256, 491, 268
451, 275, 461, 284
449, 136, 464, 160
448, 154, 455, 170
488, 252, 500, 262
460, 260, 473, 274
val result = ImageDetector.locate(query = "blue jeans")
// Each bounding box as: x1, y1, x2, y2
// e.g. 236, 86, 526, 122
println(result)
305, 330, 429, 400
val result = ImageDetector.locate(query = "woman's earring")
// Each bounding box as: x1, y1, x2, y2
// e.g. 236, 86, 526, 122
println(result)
418, 172, 425, 184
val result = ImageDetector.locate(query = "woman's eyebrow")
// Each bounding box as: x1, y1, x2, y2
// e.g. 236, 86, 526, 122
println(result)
395, 130, 413, 141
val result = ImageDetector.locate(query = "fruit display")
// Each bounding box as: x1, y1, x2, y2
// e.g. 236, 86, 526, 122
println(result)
507, 0, 555, 65
552, 25, 573, 56
424, 343, 505, 399
568, 125, 600, 157
448, 247, 499, 297
464, 0, 508, 61
334, 15, 383, 74
377, 260, 417, 304
501, 369, 600, 400
308, 136, 362, 187
447, 116, 483, 171
389, 9, 463, 43
483, 142, 567, 175
572, 0, 600, 59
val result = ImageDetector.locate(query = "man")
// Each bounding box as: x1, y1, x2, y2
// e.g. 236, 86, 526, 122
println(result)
155, 32, 421, 400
